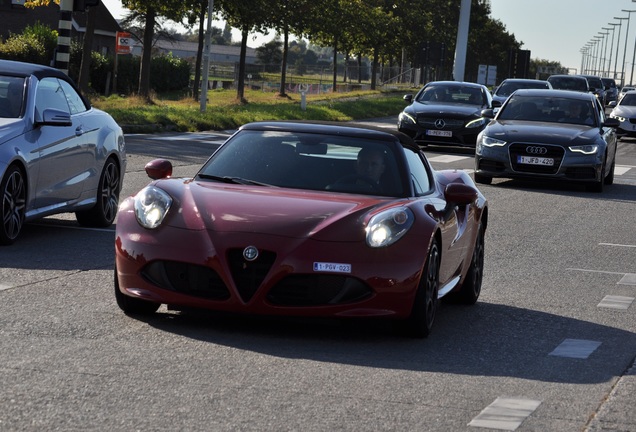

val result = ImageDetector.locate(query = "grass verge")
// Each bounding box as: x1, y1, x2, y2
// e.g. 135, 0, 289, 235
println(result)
90, 88, 411, 133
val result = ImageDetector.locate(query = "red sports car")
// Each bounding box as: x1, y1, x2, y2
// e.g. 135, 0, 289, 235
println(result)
115, 121, 488, 337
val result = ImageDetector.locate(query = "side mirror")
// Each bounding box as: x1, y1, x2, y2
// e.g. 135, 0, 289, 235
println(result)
480, 108, 496, 119
602, 117, 620, 128
444, 183, 478, 206
491, 100, 502, 108
145, 159, 173, 180
403, 94, 413, 103
37, 108, 72, 127
608, 101, 617, 108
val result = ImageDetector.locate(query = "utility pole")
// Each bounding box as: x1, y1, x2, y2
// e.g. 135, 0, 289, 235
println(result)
200, 0, 215, 112
452, 0, 471, 82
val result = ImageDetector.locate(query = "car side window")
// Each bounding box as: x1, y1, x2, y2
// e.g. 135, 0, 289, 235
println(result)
58, 80, 88, 115
35, 78, 71, 121
403, 147, 431, 195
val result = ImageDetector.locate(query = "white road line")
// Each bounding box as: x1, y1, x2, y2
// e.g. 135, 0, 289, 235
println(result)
599, 242, 636, 248
468, 397, 541, 430
615, 165, 632, 175
427, 155, 471, 163
618, 274, 636, 285
548, 339, 602, 359
0, 284, 13, 291
598, 295, 635, 309
566, 268, 627, 275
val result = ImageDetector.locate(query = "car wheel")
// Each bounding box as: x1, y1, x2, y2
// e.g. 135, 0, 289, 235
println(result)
403, 239, 440, 338
0, 165, 26, 245
114, 267, 160, 315
454, 223, 484, 305
76, 157, 120, 227
474, 173, 492, 185
604, 157, 615, 185
587, 160, 605, 193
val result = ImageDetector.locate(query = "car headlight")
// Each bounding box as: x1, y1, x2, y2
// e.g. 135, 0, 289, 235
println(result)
568, 144, 599, 155
365, 207, 414, 248
398, 111, 416, 125
134, 185, 173, 229
611, 114, 626, 122
465, 117, 487, 129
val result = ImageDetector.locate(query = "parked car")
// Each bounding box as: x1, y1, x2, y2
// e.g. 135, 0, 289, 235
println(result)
609, 90, 636, 139
547, 74, 589, 93
114, 121, 488, 338
475, 89, 619, 192
397, 81, 493, 147
0, 59, 126, 245
601, 77, 618, 105
491, 78, 552, 105
618, 85, 635, 100
579, 75, 605, 103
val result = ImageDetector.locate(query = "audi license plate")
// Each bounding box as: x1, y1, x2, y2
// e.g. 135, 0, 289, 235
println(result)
426, 129, 452, 137
517, 155, 554, 166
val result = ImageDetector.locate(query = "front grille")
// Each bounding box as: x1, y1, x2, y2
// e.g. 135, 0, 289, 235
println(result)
141, 261, 230, 300
227, 249, 276, 303
629, 118, 636, 124
267, 275, 372, 306
417, 117, 465, 129
478, 159, 505, 172
509, 143, 565, 175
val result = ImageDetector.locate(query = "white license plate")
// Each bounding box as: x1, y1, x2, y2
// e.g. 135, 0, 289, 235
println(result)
517, 155, 554, 166
313, 262, 352, 273
426, 129, 452, 137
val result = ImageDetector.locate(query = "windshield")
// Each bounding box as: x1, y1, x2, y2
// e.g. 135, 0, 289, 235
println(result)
0, 76, 25, 118
497, 95, 597, 127
416, 85, 484, 105
198, 130, 408, 197
620, 93, 636, 106
548, 77, 588, 92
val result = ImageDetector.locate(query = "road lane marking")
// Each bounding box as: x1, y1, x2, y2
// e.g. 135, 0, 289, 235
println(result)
549, 339, 602, 359
0, 284, 12, 291
468, 397, 541, 430
598, 295, 635, 309
616, 165, 633, 175
599, 242, 636, 248
566, 268, 627, 275
427, 155, 470, 163
618, 274, 636, 285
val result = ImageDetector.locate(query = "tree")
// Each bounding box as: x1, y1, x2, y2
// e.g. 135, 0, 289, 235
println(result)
120, 0, 189, 99
255, 39, 283, 70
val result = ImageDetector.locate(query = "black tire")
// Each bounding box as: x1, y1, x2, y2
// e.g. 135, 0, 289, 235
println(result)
454, 223, 485, 305
76, 157, 120, 227
0, 165, 26, 245
403, 240, 441, 338
474, 173, 492, 185
114, 268, 160, 315
605, 157, 615, 185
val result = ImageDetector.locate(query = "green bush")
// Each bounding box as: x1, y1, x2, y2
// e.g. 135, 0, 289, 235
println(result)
149, 53, 190, 92
0, 22, 57, 65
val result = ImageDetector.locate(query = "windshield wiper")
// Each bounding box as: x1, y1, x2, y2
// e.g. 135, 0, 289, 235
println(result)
197, 173, 273, 187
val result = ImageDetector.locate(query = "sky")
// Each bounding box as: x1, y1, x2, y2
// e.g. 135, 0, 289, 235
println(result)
102, 0, 636, 79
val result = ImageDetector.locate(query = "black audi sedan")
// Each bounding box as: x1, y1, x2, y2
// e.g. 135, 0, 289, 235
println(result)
474, 89, 619, 192
398, 81, 493, 148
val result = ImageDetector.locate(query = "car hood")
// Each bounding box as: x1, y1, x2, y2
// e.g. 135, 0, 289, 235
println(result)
0, 118, 27, 145
483, 120, 601, 145
611, 105, 636, 118
404, 101, 482, 117
153, 179, 400, 242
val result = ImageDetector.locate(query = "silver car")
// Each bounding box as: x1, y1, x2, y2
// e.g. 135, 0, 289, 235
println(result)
609, 90, 636, 139
0, 60, 126, 245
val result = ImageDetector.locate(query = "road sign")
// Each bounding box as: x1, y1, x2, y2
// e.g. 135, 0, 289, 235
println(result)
116, 32, 132, 55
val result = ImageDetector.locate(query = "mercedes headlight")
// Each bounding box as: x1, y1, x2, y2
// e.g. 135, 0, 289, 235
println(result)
398, 111, 416, 125
134, 186, 173, 229
466, 117, 487, 129
569, 144, 599, 155
611, 114, 626, 122
366, 207, 414, 248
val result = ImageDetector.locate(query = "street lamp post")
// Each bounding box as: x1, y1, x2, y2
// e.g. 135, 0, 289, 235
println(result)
593, 37, 602, 75
606, 25, 617, 76
622, 10, 636, 87
598, 32, 610, 75
614, 17, 628, 81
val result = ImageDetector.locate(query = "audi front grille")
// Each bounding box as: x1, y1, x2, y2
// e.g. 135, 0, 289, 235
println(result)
509, 143, 565, 175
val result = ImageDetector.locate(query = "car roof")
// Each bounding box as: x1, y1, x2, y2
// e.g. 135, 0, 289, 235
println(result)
0, 59, 70, 80
424, 80, 487, 88
548, 75, 587, 80
238, 121, 420, 151
509, 89, 595, 100
500, 78, 548, 83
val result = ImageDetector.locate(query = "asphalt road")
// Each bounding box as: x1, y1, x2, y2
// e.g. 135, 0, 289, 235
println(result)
1, 119, 635, 431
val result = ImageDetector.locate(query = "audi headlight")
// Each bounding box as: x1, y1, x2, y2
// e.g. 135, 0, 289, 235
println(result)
134, 186, 173, 229
366, 207, 414, 248
398, 111, 416, 125
480, 136, 507, 147
569, 144, 599, 155
465, 117, 487, 129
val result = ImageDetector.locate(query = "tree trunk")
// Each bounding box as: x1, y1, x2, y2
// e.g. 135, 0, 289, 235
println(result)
278, 27, 289, 97
193, 3, 205, 101
78, 5, 96, 95
331, 37, 338, 92
236, 29, 248, 103
138, 7, 156, 100
370, 47, 379, 90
